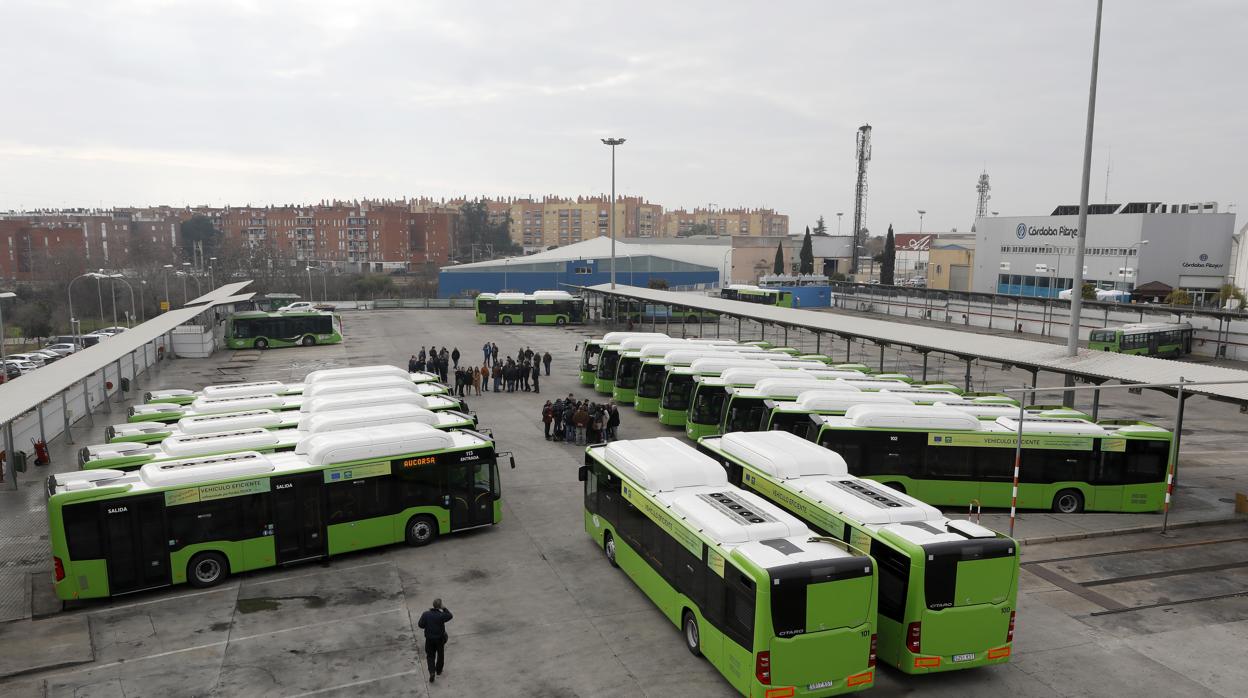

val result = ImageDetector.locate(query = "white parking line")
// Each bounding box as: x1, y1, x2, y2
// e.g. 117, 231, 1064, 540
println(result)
229, 606, 406, 643
85, 584, 240, 615
287, 669, 424, 697
243, 559, 393, 588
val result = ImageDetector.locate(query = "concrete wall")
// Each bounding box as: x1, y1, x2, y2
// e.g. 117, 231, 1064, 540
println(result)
172, 325, 216, 359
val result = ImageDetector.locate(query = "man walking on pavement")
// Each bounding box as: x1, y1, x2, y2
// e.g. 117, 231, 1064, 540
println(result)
451, 347, 461, 369
531, 361, 540, 394
417, 598, 453, 683
543, 350, 552, 376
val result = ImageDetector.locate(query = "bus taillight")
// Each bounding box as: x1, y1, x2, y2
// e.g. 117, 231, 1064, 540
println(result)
755, 651, 771, 685
906, 622, 922, 654
1006, 611, 1016, 642
54, 556, 65, 582
868, 633, 878, 668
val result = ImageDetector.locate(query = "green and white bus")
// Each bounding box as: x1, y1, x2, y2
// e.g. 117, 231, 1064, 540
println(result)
610, 339, 747, 404
720, 285, 795, 308
687, 366, 896, 441
659, 356, 833, 428
640, 348, 771, 417
225, 311, 343, 350
579, 437, 878, 696
475, 290, 584, 326
812, 404, 1172, 513
764, 391, 1079, 440
144, 364, 442, 405
81, 404, 477, 471
126, 375, 457, 424
699, 431, 1018, 674
580, 332, 671, 385
1088, 322, 1193, 358
615, 303, 719, 325
719, 375, 918, 435
108, 391, 476, 444
48, 423, 513, 600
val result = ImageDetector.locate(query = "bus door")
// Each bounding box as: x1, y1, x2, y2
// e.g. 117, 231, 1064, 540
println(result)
450, 456, 496, 530
272, 473, 326, 563
1147, 333, 1160, 356
481, 300, 499, 323
523, 303, 538, 324
102, 495, 170, 595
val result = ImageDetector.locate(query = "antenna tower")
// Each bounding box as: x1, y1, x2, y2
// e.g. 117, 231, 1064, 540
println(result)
850, 124, 872, 274
975, 170, 992, 220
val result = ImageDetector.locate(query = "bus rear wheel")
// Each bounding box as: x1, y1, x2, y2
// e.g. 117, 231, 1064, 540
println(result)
683, 610, 702, 657
301, 335, 315, 346
188, 552, 229, 588
604, 531, 618, 568
501, 317, 513, 325
405, 515, 438, 546
556, 316, 567, 326
254, 338, 269, 350
1053, 489, 1085, 514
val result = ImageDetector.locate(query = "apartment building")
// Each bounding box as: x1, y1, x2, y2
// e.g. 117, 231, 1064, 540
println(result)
661, 207, 789, 238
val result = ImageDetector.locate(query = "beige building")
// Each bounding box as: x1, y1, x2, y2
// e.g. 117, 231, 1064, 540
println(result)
927, 244, 975, 290
662, 207, 789, 238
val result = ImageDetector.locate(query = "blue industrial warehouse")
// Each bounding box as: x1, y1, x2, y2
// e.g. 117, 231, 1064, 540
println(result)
438, 237, 724, 297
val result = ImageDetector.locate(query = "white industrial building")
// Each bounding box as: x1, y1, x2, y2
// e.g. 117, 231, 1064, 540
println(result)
973, 202, 1236, 304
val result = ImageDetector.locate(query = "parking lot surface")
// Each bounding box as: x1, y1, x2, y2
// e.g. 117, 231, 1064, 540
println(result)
1, 308, 1246, 697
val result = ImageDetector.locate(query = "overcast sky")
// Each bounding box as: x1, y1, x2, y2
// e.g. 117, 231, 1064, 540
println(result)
1, 0, 1243, 236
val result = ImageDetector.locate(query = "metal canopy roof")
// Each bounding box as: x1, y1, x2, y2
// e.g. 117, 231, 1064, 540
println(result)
583, 284, 1248, 406
0, 281, 254, 426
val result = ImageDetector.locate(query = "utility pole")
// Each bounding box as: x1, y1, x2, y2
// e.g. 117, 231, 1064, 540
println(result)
851, 124, 872, 276
1066, 0, 1104, 359
602, 137, 626, 289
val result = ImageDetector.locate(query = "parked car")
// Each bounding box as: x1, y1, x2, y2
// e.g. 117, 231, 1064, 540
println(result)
0, 362, 20, 381
27, 349, 62, 363
44, 343, 77, 356
96, 326, 127, 335
6, 352, 47, 368
277, 302, 316, 313
1, 359, 38, 375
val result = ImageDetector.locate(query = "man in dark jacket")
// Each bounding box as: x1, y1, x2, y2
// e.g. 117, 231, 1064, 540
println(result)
451, 347, 461, 369
531, 361, 541, 394
417, 598, 453, 682
543, 351, 552, 376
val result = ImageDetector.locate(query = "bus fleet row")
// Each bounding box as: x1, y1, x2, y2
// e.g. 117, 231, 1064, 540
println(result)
47, 364, 509, 604
579, 331, 1173, 515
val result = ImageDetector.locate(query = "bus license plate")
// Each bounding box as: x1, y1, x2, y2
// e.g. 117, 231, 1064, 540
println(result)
953, 653, 976, 663
808, 680, 836, 690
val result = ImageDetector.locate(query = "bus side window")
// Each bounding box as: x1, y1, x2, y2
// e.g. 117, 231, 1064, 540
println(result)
599, 468, 621, 523
676, 542, 705, 607
871, 432, 923, 478
63, 502, 103, 560
703, 547, 725, 629
398, 463, 442, 507
723, 567, 756, 651
972, 448, 1014, 481
584, 464, 599, 514
870, 539, 911, 623
927, 445, 974, 480
1124, 440, 1168, 484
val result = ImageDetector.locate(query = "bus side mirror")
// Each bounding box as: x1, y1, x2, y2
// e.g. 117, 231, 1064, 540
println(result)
577, 465, 589, 482
509, 455, 516, 470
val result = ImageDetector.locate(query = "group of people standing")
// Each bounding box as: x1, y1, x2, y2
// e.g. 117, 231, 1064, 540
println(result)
409, 344, 554, 397
542, 395, 620, 445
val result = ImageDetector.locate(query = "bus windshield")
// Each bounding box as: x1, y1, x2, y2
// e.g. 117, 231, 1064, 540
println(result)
770, 558, 875, 636
922, 539, 1016, 610
615, 357, 641, 388
723, 398, 768, 433
661, 374, 695, 409
636, 364, 667, 397
596, 350, 621, 380
769, 411, 816, 439
690, 386, 727, 424
581, 344, 601, 372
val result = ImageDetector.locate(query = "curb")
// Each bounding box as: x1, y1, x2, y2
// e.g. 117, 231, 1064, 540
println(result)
1020, 515, 1247, 545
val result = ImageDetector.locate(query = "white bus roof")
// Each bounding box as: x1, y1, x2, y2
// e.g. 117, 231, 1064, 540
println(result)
301, 388, 438, 413
301, 375, 418, 400
601, 331, 669, 344
298, 403, 445, 432
161, 428, 280, 458
186, 394, 294, 415
718, 366, 817, 386
788, 390, 911, 411
200, 380, 288, 400
531, 290, 575, 300
55, 425, 490, 495
720, 431, 847, 478
994, 415, 1106, 436
744, 377, 857, 399
689, 357, 784, 375
842, 404, 984, 431
603, 437, 727, 492
304, 364, 410, 385
180, 409, 285, 433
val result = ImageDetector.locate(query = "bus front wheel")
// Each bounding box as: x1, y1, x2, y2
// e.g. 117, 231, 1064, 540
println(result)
604, 531, 618, 568
188, 552, 229, 588
301, 335, 315, 347
683, 610, 702, 657
255, 338, 269, 350
405, 515, 438, 546
1053, 489, 1085, 514
501, 317, 513, 325
556, 316, 567, 326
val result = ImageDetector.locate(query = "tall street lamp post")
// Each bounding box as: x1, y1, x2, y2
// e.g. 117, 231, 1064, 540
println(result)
601, 137, 626, 289
836, 212, 843, 236
1067, 0, 1105, 358
67, 272, 96, 342
1120, 240, 1149, 293
0, 291, 15, 368
162, 264, 174, 312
